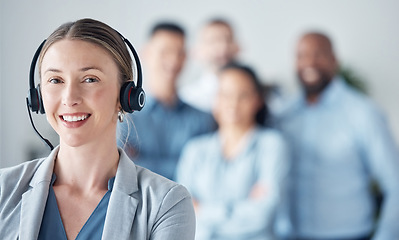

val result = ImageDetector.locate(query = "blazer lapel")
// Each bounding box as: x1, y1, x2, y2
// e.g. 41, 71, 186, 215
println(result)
102, 190, 139, 239
102, 150, 139, 240
19, 147, 58, 240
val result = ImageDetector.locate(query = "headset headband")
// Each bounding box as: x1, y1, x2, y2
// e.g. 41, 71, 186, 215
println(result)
29, 34, 143, 94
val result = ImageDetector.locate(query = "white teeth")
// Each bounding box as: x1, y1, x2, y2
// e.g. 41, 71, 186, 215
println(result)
62, 115, 89, 122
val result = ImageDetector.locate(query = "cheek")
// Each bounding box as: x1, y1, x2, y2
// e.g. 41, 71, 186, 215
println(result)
93, 87, 119, 111
41, 89, 60, 114
176, 56, 185, 69
240, 98, 261, 116
216, 96, 233, 109
296, 62, 307, 74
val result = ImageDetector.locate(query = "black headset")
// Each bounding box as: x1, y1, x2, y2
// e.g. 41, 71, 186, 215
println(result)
27, 33, 145, 114
26, 31, 145, 150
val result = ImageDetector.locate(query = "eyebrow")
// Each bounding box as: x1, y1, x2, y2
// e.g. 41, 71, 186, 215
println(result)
43, 66, 104, 74
80, 66, 104, 72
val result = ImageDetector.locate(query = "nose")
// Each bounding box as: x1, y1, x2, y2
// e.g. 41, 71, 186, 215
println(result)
224, 95, 240, 111
164, 52, 183, 74
62, 82, 82, 107
298, 54, 317, 69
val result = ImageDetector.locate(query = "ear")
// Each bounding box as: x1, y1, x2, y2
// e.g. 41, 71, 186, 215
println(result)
330, 54, 339, 75
115, 100, 122, 113
231, 42, 240, 58
255, 95, 264, 111
182, 49, 187, 62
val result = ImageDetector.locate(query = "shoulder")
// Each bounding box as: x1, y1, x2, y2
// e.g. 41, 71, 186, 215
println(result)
273, 94, 304, 123
0, 159, 45, 218
134, 165, 195, 230
255, 128, 287, 147
117, 150, 192, 204
346, 89, 381, 114
136, 165, 192, 200
253, 128, 290, 175
339, 84, 387, 125
181, 101, 214, 120
188, 131, 215, 143
1, 147, 56, 201
253, 128, 289, 166
137, 167, 196, 239
183, 132, 217, 152
0, 158, 45, 191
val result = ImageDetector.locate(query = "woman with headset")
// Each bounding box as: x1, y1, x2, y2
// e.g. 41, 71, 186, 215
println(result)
0, 18, 195, 240
176, 63, 289, 240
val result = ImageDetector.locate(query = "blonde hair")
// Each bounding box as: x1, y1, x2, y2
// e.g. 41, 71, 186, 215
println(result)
38, 18, 133, 86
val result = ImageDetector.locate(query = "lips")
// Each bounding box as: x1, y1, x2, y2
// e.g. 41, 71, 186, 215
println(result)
62, 114, 90, 122
301, 67, 320, 84
59, 113, 91, 128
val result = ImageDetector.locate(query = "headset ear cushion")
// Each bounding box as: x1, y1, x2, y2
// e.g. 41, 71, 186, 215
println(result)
130, 87, 146, 111
37, 85, 45, 114
27, 85, 45, 114
120, 81, 146, 113
120, 81, 133, 113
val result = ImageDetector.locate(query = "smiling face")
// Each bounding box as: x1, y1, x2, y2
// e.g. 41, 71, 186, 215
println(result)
145, 30, 186, 86
40, 39, 121, 147
198, 23, 238, 71
214, 68, 263, 128
296, 33, 337, 100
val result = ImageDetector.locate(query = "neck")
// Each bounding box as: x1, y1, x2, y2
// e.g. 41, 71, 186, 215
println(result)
305, 76, 334, 104
219, 123, 255, 160
148, 78, 177, 106
207, 63, 222, 74
154, 91, 177, 106
306, 93, 320, 104
54, 139, 119, 193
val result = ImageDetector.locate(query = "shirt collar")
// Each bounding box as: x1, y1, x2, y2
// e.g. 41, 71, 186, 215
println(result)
107, 177, 115, 191
319, 76, 346, 106
50, 171, 116, 191
31, 146, 129, 194
299, 75, 346, 107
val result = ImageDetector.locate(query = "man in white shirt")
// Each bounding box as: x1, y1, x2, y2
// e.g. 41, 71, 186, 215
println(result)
179, 18, 240, 113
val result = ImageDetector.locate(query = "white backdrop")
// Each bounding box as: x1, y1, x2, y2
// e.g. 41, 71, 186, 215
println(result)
1, 0, 398, 167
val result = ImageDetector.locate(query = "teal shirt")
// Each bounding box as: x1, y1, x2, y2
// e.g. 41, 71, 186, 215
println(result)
38, 174, 115, 240
117, 95, 216, 180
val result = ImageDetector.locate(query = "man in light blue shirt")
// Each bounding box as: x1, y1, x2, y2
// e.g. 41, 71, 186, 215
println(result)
277, 32, 399, 240
118, 22, 215, 180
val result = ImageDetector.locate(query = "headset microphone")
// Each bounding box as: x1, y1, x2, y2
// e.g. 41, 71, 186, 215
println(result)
26, 98, 54, 150
26, 39, 53, 150
26, 31, 145, 151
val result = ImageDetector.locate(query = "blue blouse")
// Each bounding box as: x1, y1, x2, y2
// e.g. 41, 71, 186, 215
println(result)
176, 127, 289, 240
38, 174, 114, 240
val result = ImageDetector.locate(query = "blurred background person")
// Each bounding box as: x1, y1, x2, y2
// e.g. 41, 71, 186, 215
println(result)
177, 62, 288, 240
179, 18, 240, 113
118, 22, 215, 181
276, 32, 399, 240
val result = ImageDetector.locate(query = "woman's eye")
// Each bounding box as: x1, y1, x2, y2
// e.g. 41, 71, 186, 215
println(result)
84, 77, 99, 83
49, 78, 62, 84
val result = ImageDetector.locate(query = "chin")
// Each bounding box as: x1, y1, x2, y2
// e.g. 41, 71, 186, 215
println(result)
60, 135, 89, 148
221, 118, 241, 127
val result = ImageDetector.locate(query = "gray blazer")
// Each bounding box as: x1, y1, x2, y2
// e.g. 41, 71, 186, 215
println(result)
0, 146, 195, 240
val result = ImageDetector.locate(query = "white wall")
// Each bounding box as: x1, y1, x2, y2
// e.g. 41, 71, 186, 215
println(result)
1, 0, 398, 167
